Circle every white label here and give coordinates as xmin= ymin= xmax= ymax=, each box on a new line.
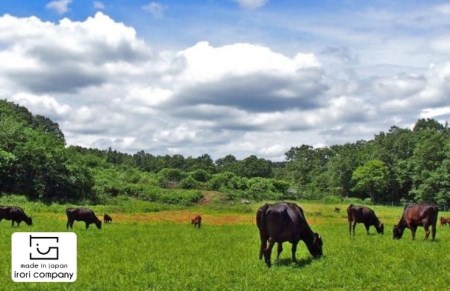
xmin=11 ymin=232 xmax=77 ymax=282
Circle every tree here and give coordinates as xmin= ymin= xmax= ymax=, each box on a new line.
xmin=352 ymin=159 xmax=389 ymax=203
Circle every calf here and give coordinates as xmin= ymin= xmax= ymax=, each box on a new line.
xmin=104 ymin=213 xmax=112 ymax=223
xmin=66 ymin=207 xmax=102 ymax=230
xmin=393 ymin=204 xmax=438 ymax=240
xmin=191 ymin=215 xmax=202 ymax=228
xmin=440 ymin=216 xmax=450 ymax=226
xmin=347 ymin=204 xmax=384 ymax=235
xmin=0 ymin=206 xmax=32 ymax=227
xmin=334 ymin=207 xmax=341 ymax=213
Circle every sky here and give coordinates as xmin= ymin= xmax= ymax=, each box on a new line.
xmin=1 ymin=0 xmax=450 ymax=161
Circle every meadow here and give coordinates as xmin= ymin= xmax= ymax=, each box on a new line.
xmin=0 ymin=199 xmax=449 ymax=290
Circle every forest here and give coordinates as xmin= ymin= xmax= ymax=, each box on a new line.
xmin=1 ymin=99 xmax=449 ymax=207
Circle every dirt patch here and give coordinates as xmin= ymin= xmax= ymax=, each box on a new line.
xmin=108 ymin=210 xmax=255 ymax=225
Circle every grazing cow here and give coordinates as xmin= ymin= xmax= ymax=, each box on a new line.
xmin=191 ymin=215 xmax=202 ymax=228
xmin=104 ymin=213 xmax=112 ymax=223
xmin=66 ymin=207 xmax=102 ymax=230
xmin=347 ymin=204 xmax=384 ymax=236
xmin=256 ymin=202 xmax=323 ymax=267
xmin=0 ymin=206 xmax=32 ymax=227
xmin=334 ymin=207 xmax=341 ymax=213
xmin=440 ymin=216 xmax=448 ymax=226
xmin=393 ymin=204 xmax=438 ymax=240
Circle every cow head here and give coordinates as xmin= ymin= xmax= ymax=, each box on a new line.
xmin=376 ymin=223 xmax=384 ymax=234
xmin=25 ymin=216 xmax=33 ymax=226
xmin=309 ymin=233 xmax=323 ymax=258
xmin=95 ymin=220 xmax=102 ymax=229
xmin=392 ymin=225 xmax=404 ymax=239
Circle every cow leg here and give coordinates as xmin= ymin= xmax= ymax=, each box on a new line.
xmin=364 ymin=223 xmax=370 ymax=235
xmin=424 ymin=225 xmax=430 ymax=240
xmin=276 ymin=243 xmax=283 ymax=259
xmin=432 ymin=223 xmax=436 ymax=240
xmin=411 ymin=226 xmax=417 ymax=240
xmin=11 ymin=220 xmax=15 ymax=227
xmin=265 ymin=238 xmax=275 ymax=267
xmin=85 ymin=222 xmax=89 ymax=229
xmin=352 ymin=221 xmax=357 ymax=236
xmin=348 ymin=221 xmax=352 ymax=235
xmin=259 ymin=239 xmax=267 ymax=260
xmin=291 ymin=241 xmax=298 ymax=262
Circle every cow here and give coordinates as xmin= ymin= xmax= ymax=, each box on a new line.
xmin=191 ymin=215 xmax=202 ymax=228
xmin=393 ymin=204 xmax=438 ymax=240
xmin=0 ymin=206 xmax=32 ymax=227
xmin=347 ymin=204 xmax=384 ymax=236
xmin=440 ymin=216 xmax=448 ymax=226
xmin=104 ymin=213 xmax=112 ymax=223
xmin=256 ymin=202 xmax=323 ymax=267
xmin=334 ymin=207 xmax=341 ymax=213
xmin=66 ymin=207 xmax=102 ymax=230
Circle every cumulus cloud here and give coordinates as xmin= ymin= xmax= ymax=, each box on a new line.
xmin=46 ymin=0 xmax=72 ymax=14
xmin=1 ymin=12 xmax=450 ymax=160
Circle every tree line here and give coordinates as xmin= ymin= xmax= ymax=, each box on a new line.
xmin=1 ymin=99 xmax=449 ymax=206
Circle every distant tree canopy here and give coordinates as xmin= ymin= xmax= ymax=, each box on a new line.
xmin=1 ymin=99 xmax=449 ymax=206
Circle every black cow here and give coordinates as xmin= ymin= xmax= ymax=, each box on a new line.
xmin=256 ymin=202 xmax=323 ymax=267
xmin=393 ymin=204 xmax=438 ymax=240
xmin=0 ymin=206 xmax=32 ymax=227
xmin=104 ymin=213 xmax=112 ymax=223
xmin=347 ymin=204 xmax=384 ymax=235
xmin=66 ymin=207 xmax=102 ymax=230
xmin=191 ymin=215 xmax=202 ymax=228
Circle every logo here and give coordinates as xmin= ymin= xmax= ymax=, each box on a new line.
xmin=29 ymin=236 xmax=59 ymax=260
xmin=11 ymin=232 xmax=77 ymax=282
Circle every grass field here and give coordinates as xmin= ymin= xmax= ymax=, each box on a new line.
xmin=0 ymin=201 xmax=449 ymax=290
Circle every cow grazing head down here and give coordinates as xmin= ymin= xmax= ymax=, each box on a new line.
xmin=376 ymin=223 xmax=384 ymax=234
xmin=66 ymin=207 xmax=102 ymax=230
xmin=24 ymin=216 xmax=33 ymax=226
xmin=392 ymin=224 xmax=404 ymax=239
xmin=393 ymin=204 xmax=438 ymax=240
xmin=308 ymin=233 xmax=323 ymax=258
xmin=257 ymin=202 xmax=323 ymax=267
xmin=0 ymin=206 xmax=33 ymax=227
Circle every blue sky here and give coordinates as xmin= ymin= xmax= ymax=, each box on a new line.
xmin=1 ymin=1 xmax=450 ymax=160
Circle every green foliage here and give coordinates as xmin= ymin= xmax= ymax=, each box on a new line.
xmin=352 ymin=159 xmax=389 ymax=203
xmin=179 ymin=176 xmax=200 ymax=189
xmin=190 ymin=169 xmax=211 ymax=182
xmin=157 ymin=168 xmax=185 ymax=188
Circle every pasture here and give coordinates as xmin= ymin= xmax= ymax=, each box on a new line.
xmin=0 ymin=201 xmax=449 ymax=290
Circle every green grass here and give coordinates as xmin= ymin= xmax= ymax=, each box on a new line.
xmin=0 ymin=201 xmax=449 ymax=290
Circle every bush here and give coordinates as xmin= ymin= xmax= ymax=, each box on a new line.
xmin=180 ymin=176 xmax=200 ymax=189
xmin=208 ymin=172 xmax=236 ymax=191
xmin=190 ymin=169 xmax=211 ymax=183
xmin=157 ymin=168 xmax=185 ymax=188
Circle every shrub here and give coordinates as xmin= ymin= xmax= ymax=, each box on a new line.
xmin=190 ymin=169 xmax=211 ymax=183
xmin=180 ymin=176 xmax=200 ymax=189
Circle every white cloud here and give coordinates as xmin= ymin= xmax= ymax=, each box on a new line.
xmin=142 ymin=2 xmax=168 ymax=19
xmin=46 ymin=0 xmax=72 ymax=14
xmin=1 ymin=12 xmax=450 ymax=160
xmin=234 ymin=0 xmax=268 ymax=9
xmin=93 ymin=1 xmax=105 ymax=10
